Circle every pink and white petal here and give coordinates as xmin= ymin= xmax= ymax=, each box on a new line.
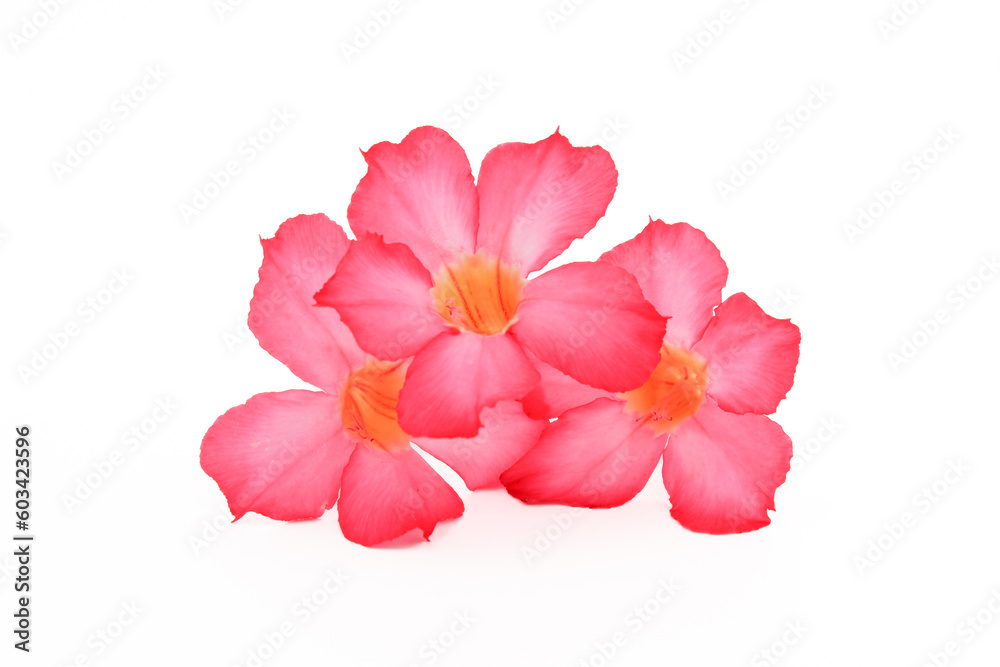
xmin=476 ymin=130 xmax=617 ymax=275
xmin=520 ymin=352 xmax=614 ymax=420
xmin=599 ymin=220 xmax=728 ymax=347
xmin=397 ymin=331 xmax=540 ymax=439
xmin=662 ymin=398 xmax=792 ymax=534
xmin=337 ymin=445 xmax=464 ymax=547
xmin=250 ymin=214 xmax=366 ymax=394
xmin=348 ymin=126 xmax=478 ymax=273
xmin=511 ymin=261 xmax=666 ymax=393
xmin=200 ymin=390 xmax=355 ymax=522
xmin=314 ymin=233 xmax=446 ymax=361
xmin=501 ymin=397 xmax=667 ymax=508
xmin=693 ymin=293 xmax=801 ymax=415
xmin=414 ymin=400 xmax=546 ymax=490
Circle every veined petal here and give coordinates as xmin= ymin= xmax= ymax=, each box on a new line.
xmin=501 ymin=397 xmax=667 ymax=508
xmin=348 ymin=126 xmax=478 ymax=273
xmin=250 ymin=214 xmax=365 ymax=394
xmin=520 ymin=352 xmax=615 ymax=420
xmin=337 ymin=445 xmax=464 ymax=547
xmin=476 ymin=130 xmax=617 ymax=275
xmin=662 ymin=398 xmax=792 ymax=534
xmin=315 ymin=233 xmax=445 ymax=361
xmin=200 ymin=390 xmax=355 ymax=521
xmin=693 ymin=293 xmax=801 ymax=415
xmin=511 ymin=261 xmax=666 ymax=392
xmin=397 ymin=330 xmax=540 ymax=439
xmin=415 ymin=400 xmax=546 ymax=490
xmin=600 ymin=220 xmax=728 ymax=347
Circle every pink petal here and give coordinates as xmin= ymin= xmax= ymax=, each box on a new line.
xmin=599 ymin=220 xmax=728 ymax=347
xmin=520 ymin=352 xmax=614 ymax=420
xmin=476 ymin=130 xmax=617 ymax=275
xmin=662 ymin=398 xmax=792 ymax=534
xmin=397 ymin=330 xmax=540 ymax=439
xmin=511 ymin=261 xmax=666 ymax=392
xmin=315 ymin=233 xmax=446 ymax=361
xmin=501 ymin=397 xmax=667 ymax=508
xmin=250 ymin=214 xmax=366 ymax=394
xmin=337 ymin=445 xmax=464 ymax=546
xmin=693 ymin=293 xmax=801 ymax=415
xmin=414 ymin=400 xmax=546 ymax=490
xmin=348 ymin=126 xmax=478 ymax=273
xmin=200 ymin=390 xmax=356 ymax=521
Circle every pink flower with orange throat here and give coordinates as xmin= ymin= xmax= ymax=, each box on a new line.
xmin=201 ymin=214 xmax=546 ymax=547
xmin=501 ymin=220 xmax=801 ymax=534
xmin=315 ymin=126 xmax=667 ymax=440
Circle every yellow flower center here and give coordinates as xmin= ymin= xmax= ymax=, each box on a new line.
xmin=430 ymin=252 xmax=524 ymax=336
xmin=341 ymin=359 xmax=410 ymax=451
xmin=622 ymin=344 xmax=709 ymax=435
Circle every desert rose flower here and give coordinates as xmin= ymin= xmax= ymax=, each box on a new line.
xmin=315 ymin=127 xmax=667 ymax=439
xmin=501 ymin=220 xmax=801 ymax=534
xmin=201 ymin=214 xmax=544 ymax=547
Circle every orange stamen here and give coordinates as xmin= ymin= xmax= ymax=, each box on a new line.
xmin=622 ymin=344 xmax=709 ymax=435
xmin=340 ymin=359 xmax=410 ymax=451
xmin=430 ymin=252 xmax=524 ymax=336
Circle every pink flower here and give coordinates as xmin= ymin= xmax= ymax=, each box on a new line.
xmin=501 ymin=220 xmax=801 ymax=534
xmin=315 ymin=127 xmax=668 ymax=439
xmin=200 ymin=214 xmax=546 ymax=547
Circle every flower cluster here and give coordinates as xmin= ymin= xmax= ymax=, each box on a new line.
xmin=201 ymin=127 xmax=800 ymax=546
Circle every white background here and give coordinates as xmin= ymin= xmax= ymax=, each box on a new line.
xmin=3 ymin=0 xmax=999 ymax=665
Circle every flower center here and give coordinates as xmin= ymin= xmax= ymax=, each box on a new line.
xmin=430 ymin=252 xmax=524 ymax=336
xmin=622 ymin=344 xmax=709 ymax=435
xmin=340 ymin=359 xmax=410 ymax=451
